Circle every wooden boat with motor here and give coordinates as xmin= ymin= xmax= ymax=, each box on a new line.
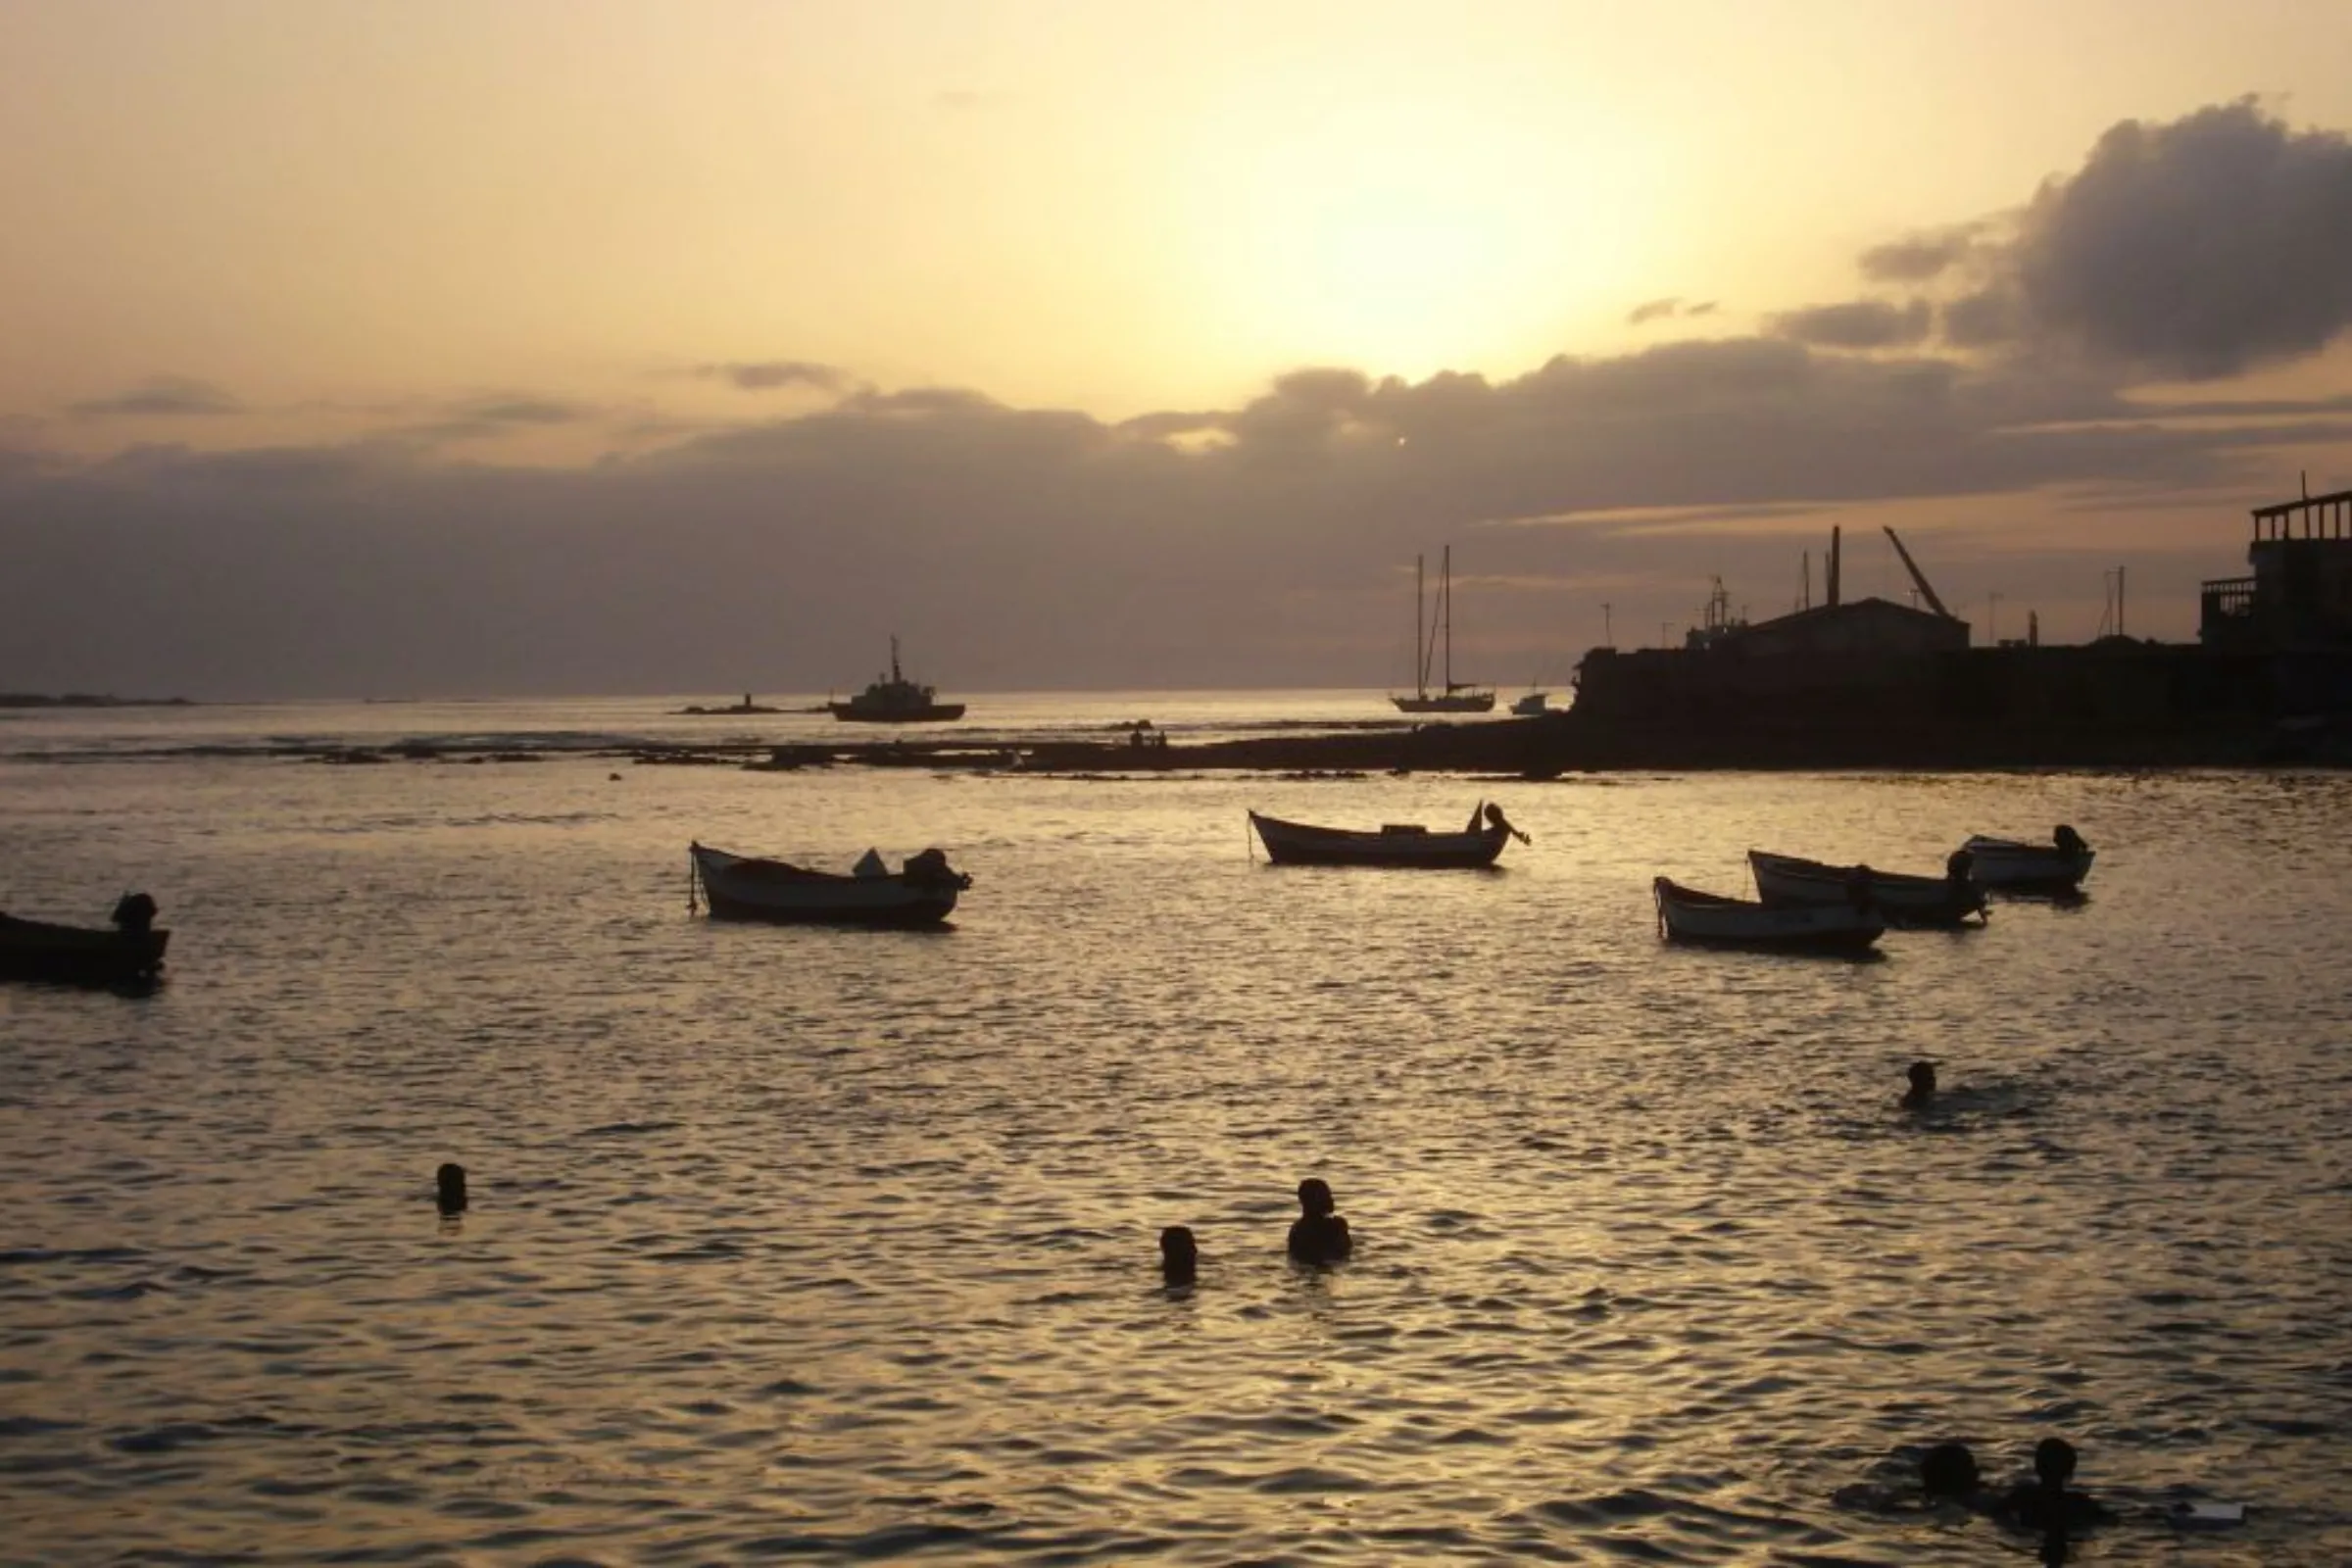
xmin=689 ymin=842 xmax=972 ymax=926
xmin=1249 ymin=802 xmax=1528 ymax=868
xmin=1653 ymin=877 xmax=1884 ymax=953
xmin=0 ymin=893 xmax=170 ymax=983
xmin=1748 ymin=850 xmax=1987 ymax=927
xmin=1958 ymin=828 xmax=2094 ymax=891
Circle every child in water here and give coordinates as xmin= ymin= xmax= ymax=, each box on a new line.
xmin=1287 ymin=1178 xmax=1352 ymax=1264
xmin=1158 ymin=1225 xmax=1198 ymax=1287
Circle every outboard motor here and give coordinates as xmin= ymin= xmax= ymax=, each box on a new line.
xmin=902 ymin=848 xmax=973 ymax=890
xmin=111 ymin=892 xmax=158 ymax=933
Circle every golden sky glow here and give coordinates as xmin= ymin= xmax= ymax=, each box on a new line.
xmin=4 ymin=2 xmax=2352 ymax=694
xmin=7 ymin=0 xmax=2348 ymax=435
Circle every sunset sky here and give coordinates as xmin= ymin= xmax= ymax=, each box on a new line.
xmin=5 ymin=0 xmax=2352 ymax=697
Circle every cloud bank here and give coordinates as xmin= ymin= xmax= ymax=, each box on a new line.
xmin=5 ymin=100 xmax=2349 ymax=697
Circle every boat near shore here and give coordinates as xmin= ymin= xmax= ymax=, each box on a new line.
xmin=828 ymin=638 xmax=965 ymax=723
xmin=689 ymin=843 xmax=972 ymax=926
xmin=1961 ymin=828 xmax=2094 ymax=891
xmin=1250 ymin=802 xmax=1527 ymax=867
xmin=0 ymin=893 xmax=170 ymax=984
xmin=1748 ymin=850 xmax=1987 ymax=927
xmin=1654 ymin=877 xmax=1884 ymax=954
xmin=1392 ymin=548 xmax=1494 ymax=713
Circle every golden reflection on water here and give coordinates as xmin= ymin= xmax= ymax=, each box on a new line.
xmin=1 ymin=734 xmax=2348 ymax=1563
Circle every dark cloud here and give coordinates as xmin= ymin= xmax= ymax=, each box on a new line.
xmin=698 ymin=361 xmax=850 ymax=393
xmin=1859 ymin=225 xmax=1984 ymax=283
xmin=1914 ymin=101 xmax=2352 ymax=377
xmin=6 ymin=333 xmax=2337 ymax=697
xmin=70 ymin=376 xmax=241 ymax=417
xmin=395 ymin=393 xmax=598 ymax=445
xmin=448 ymin=395 xmax=589 ymax=425
xmin=1628 ymin=297 xmax=1719 ymax=325
xmin=1772 ymin=299 xmax=1934 ymax=350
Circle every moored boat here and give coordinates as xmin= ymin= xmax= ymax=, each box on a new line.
xmin=0 ymin=893 xmax=170 ymax=983
xmin=1653 ymin=877 xmax=1884 ymax=953
xmin=1250 ymin=803 xmax=1528 ymax=868
xmin=1391 ymin=548 xmax=1494 ymax=713
xmin=689 ymin=842 xmax=972 ymax=926
xmin=1959 ymin=827 xmax=2094 ymax=891
xmin=828 ymin=636 xmax=965 ymax=723
xmin=1748 ymin=850 xmax=1986 ymax=927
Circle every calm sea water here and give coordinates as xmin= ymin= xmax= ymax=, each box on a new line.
xmin=3 ymin=695 xmax=2348 ymax=1565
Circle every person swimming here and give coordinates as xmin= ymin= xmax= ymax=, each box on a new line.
xmin=1901 ymin=1060 xmax=1937 ymax=1110
xmin=1287 ymin=1178 xmax=1352 ymax=1264
xmin=1919 ymin=1440 xmax=1983 ymax=1502
xmin=1159 ymin=1224 xmax=1198 ymax=1286
xmin=1999 ymin=1438 xmax=2117 ymax=1535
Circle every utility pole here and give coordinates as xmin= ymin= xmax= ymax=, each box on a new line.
xmin=1602 ymin=602 xmax=1613 ymax=649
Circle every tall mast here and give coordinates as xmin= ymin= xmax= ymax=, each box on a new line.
xmin=1414 ymin=555 xmax=1434 ymax=695
xmin=1442 ymin=545 xmax=1453 ymax=690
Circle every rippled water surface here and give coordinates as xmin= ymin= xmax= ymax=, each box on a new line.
xmin=4 ymin=697 xmax=2349 ymax=1564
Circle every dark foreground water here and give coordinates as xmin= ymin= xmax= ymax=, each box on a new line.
xmin=3 ymin=697 xmax=2348 ymax=1564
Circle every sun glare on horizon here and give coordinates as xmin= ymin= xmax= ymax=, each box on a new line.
xmin=1174 ymin=96 xmax=1668 ymax=385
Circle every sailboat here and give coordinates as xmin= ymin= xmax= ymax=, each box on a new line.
xmin=1391 ymin=547 xmax=1495 ymax=713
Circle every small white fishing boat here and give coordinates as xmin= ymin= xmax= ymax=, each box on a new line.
xmin=689 ymin=842 xmax=972 ymax=926
xmin=1250 ymin=803 xmax=1528 ymax=867
xmin=1748 ymin=850 xmax=1986 ymax=927
xmin=1653 ymin=877 xmax=1884 ymax=953
xmin=1958 ymin=827 xmax=2093 ymax=891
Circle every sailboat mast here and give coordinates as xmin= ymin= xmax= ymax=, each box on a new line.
xmin=1442 ymin=545 xmax=1453 ymax=691
xmin=1415 ymin=554 xmax=1436 ymax=695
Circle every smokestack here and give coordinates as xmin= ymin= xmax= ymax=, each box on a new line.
xmin=1828 ymin=526 xmax=1841 ymax=608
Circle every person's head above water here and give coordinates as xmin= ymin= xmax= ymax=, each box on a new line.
xmin=1159 ymin=1225 xmax=1198 ymax=1284
xmin=1906 ymin=1061 xmax=1937 ymax=1096
xmin=1288 ymin=1178 xmax=1352 ymax=1263
xmin=2034 ymin=1438 xmax=2078 ymax=1488
xmin=1921 ymin=1441 xmax=1982 ymax=1498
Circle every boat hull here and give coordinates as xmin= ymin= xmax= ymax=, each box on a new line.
xmin=0 ymin=914 xmax=171 ymax=983
xmin=827 ymin=702 xmax=966 ymax=723
xmin=690 ymin=845 xmax=967 ymax=925
xmin=1392 ymin=692 xmax=1495 ymax=714
xmin=1250 ymin=811 xmax=1507 ymax=868
xmin=1748 ymin=851 xmax=1986 ymax=927
xmin=1654 ymin=878 xmax=1883 ymax=952
xmin=1960 ymin=836 xmax=2094 ymax=890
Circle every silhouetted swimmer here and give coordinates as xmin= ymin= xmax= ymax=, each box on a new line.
xmin=1920 ymin=1440 xmax=1983 ymax=1503
xmin=1287 ymin=1178 xmax=1352 ymax=1264
xmin=1901 ymin=1060 xmax=1937 ymax=1110
xmin=436 ymin=1162 xmax=468 ymax=1215
xmin=1999 ymin=1438 xmax=2116 ymax=1536
xmin=1159 ymin=1225 xmax=1198 ymax=1286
